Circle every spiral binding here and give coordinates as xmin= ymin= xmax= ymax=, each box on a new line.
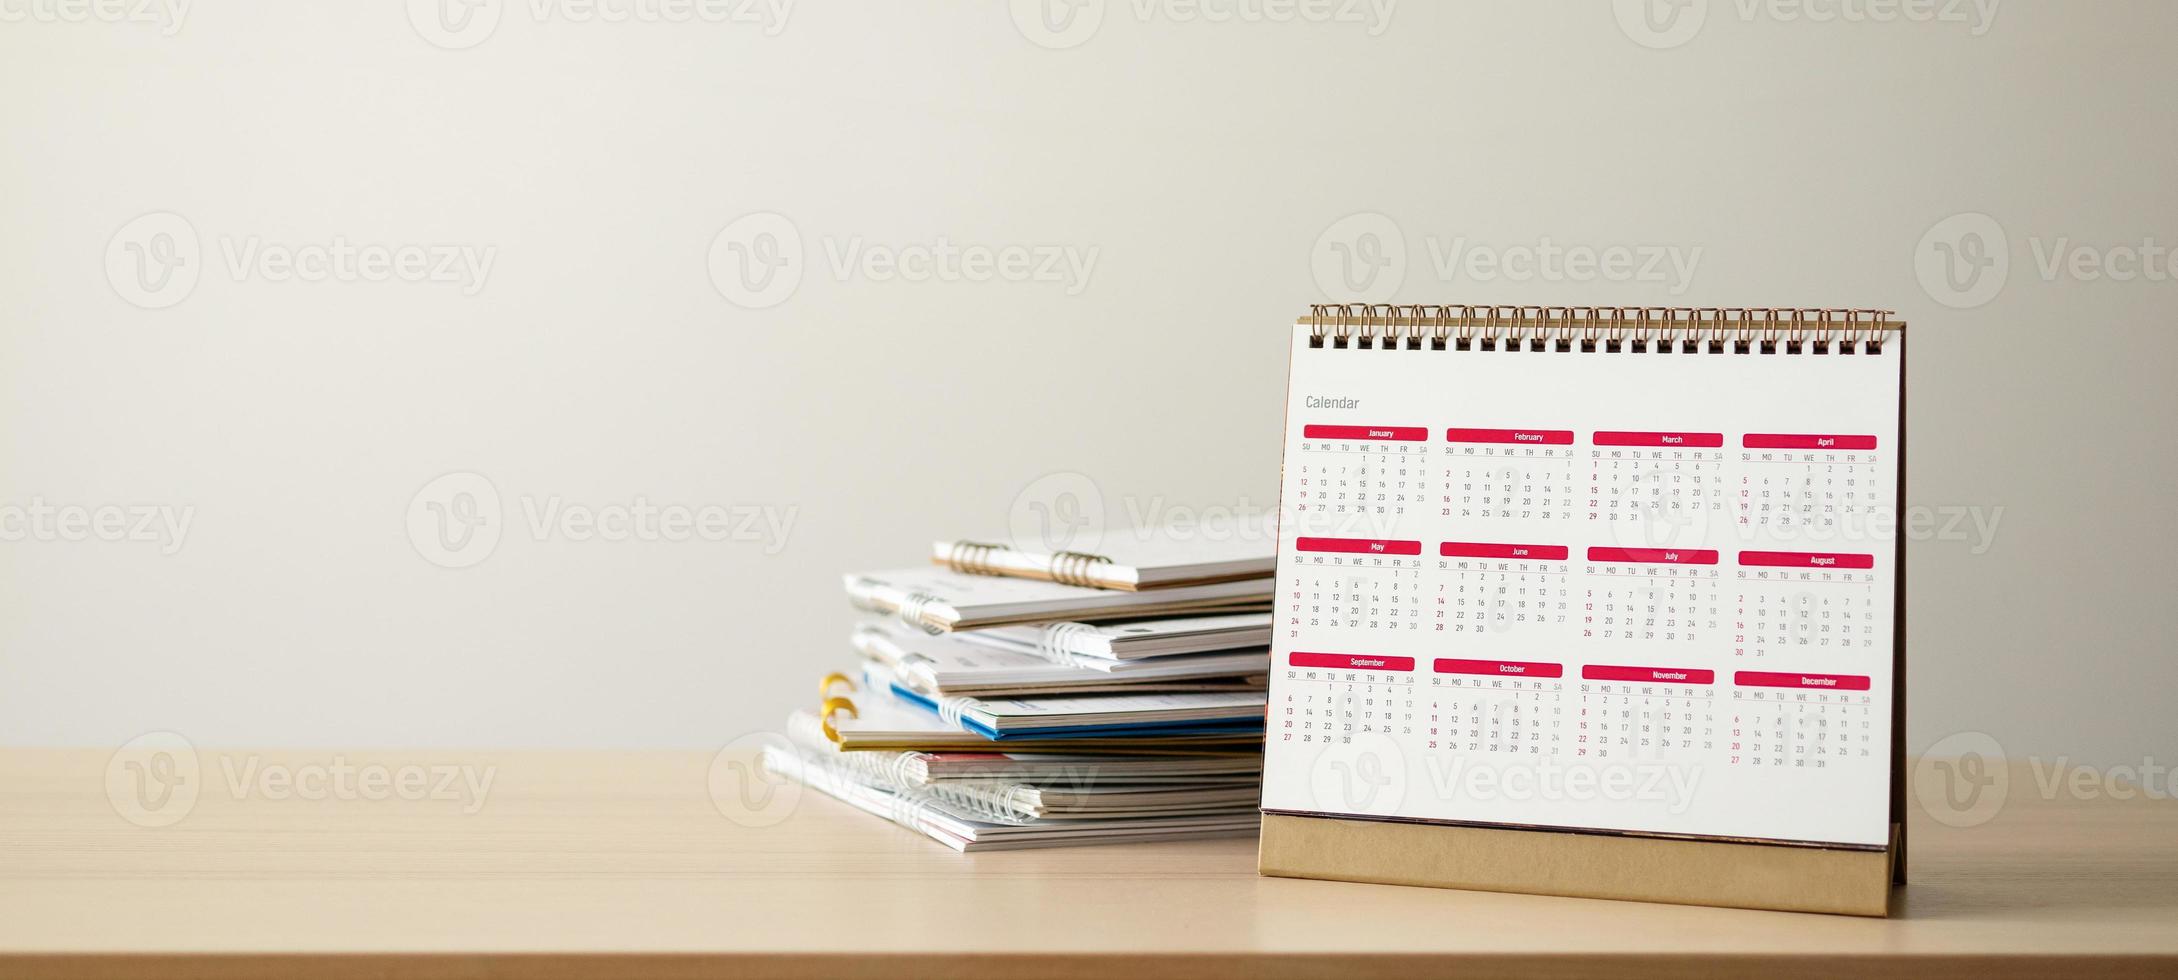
xmin=799 ymin=682 xmax=1039 ymax=825
xmin=790 ymin=711 xmax=930 ymax=788
xmin=893 ymin=591 xmax=947 ymax=635
xmin=939 ymin=540 xmax=1116 ymax=588
xmin=765 ymin=741 xmax=1037 ymax=826
xmin=942 ymin=540 xmax=1005 ymax=576
xmin=1033 ymin=621 xmax=1107 ymax=669
xmin=849 ymin=624 xmax=945 ymax=693
xmin=819 ymin=695 xmax=859 ymax=742
xmin=1301 ymin=305 xmax=1900 ymax=355
xmin=1047 ymin=551 xmax=1114 ymax=587
xmin=933 ymin=693 xmax=979 ymax=732
xmin=883 ymin=778 xmax=1037 ymax=827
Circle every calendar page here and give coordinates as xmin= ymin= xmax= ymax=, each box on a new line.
xmin=1262 ymin=323 xmax=1901 ymax=847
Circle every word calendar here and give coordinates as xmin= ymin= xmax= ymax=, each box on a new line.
xmin=1262 ymin=311 xmax=1902 ymax=848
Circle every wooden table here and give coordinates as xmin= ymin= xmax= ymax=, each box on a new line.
xmin=3 ymin=747 xmax=2175 ymax=978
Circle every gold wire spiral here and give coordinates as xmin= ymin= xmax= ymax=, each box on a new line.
xmin=1306 ymin=305 xmax=1899 ymax=352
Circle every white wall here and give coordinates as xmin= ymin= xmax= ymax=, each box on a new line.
xmin=2 ymin=1 xmax=2171 ymax=765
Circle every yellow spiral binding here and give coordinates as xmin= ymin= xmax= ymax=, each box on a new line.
xmin=819 ymin=695 xmax=859 ymax=744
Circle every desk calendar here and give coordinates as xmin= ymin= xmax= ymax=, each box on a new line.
xmin=1258 ymin=306 xmax=1906 ymax=916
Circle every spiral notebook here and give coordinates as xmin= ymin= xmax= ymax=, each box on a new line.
xmin=817 ymin=677 xmax=1263 ymax=755
xmin=852 ymin=621 xmax=1269 ymax=696
xmin=1257 ymin=306 xmax=1907 ymax=916
xmin=933 ymin=528 xmax=1275 ymax=590
xmin=844 ymin=567 xmax=1270 ymax=632
xmin=762 ymin=747 xmax=1261 ymax=850
xmin=958 ymin=613 xmax=1272 ymax=661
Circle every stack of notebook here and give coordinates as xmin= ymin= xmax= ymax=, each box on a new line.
xmin=762 ymin=529 xmax=1275 ymax=850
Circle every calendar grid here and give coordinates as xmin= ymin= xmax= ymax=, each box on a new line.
xmin=1265 ymin=318 xmax=1902 ymax=848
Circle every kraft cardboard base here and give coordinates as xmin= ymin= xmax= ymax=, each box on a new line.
xmin=1259 ymin=812 xmax=1898 ymax=917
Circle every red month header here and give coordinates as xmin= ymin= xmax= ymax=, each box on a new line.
xmin=1291 ymin=652 xmax=1416 ymax=672
xmin=1583 ymin=665 xmax=1717 ymax=685
xmin=1436 ymin=658 xmax=1565 ymax=679
xmin=1440 ymin=542 xmax=1571 ymax=561
xmin=1302 ymin=425 xmax=1428 ymax=442
xmin=1444 ymin=428 xmax=1575 ymax=445
xmin=1739 ymin=551 xmax=1876 ymax=569
xmin=1586 ymin=547 xmax=1720 ymax=565
xmin=1743 ymin=434 xmax=1878 ymax=450
xmin=1593 ymin=431 xmax=1725 ymax=448
xmin=1296 ymin=537 xmax=1422 ymax=556
xmin=1735 ymin=671 xmax=1872 ymax=691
